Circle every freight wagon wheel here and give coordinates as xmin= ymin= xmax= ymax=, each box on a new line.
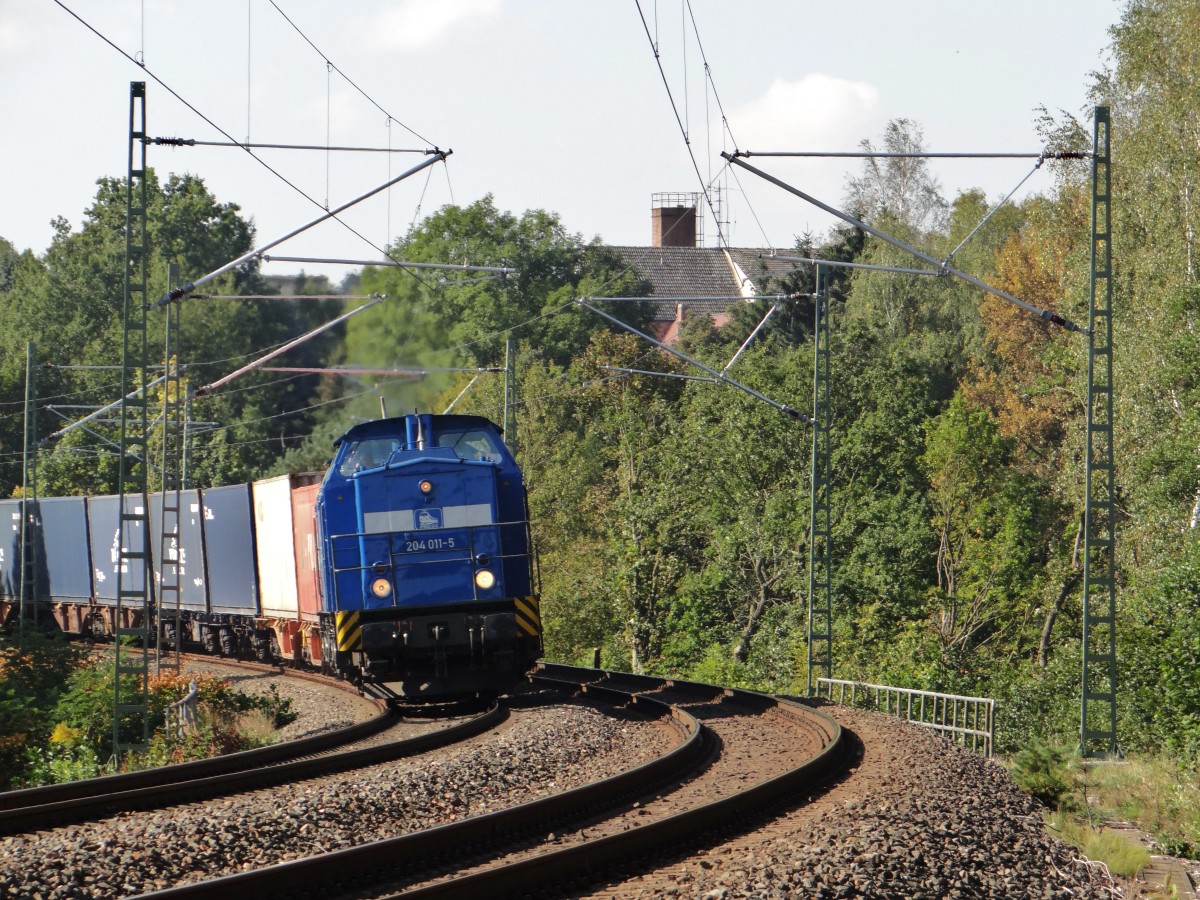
xmin=320 ymin=629 xmax=336 ymax=675
xmin=85 ymin=614 xmax=107 ymax=641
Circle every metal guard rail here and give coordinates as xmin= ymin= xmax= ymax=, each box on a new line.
xmin=816 ymin=677 xmax=995 ymax=757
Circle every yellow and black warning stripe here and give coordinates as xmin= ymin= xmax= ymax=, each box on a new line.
xmin=515 ymin=595 xmax=541 ymax=638
xmin=336 ymin=610 xmax=362 ymax=652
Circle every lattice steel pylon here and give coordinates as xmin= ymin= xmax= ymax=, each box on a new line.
xmin=1081 ymin=105 xmax=1118 ymax=758
xmin=156 ymin=264 xmax=183 ymax=676
xmin=504 ymin=338 xmax=517 ymax=458
xmin=807 ymin=266 xmax=833 ymax=693
xmin=19 ymin=342 xmax=38 ymax=639
xmin=113 ymin=81 xmax=152 ymax=763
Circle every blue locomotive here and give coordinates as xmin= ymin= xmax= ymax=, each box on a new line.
xmin=315 ymin=413 xmax=542 ymax=696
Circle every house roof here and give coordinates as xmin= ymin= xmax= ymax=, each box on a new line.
xmin=608 ymin=246 xmax=804 ymax=321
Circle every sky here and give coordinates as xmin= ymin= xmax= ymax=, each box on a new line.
xmin=0 ymin=1 xmax=1120 ymax=285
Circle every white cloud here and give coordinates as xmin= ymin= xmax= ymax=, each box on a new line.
xmin=730 ymin=74 xmax=880 ymax=151
xmin=720 ymin=75 xmax=884 ymax=245
xmin=366 ymin=0 xmax=503 ymax=51
xmin=0 ymin=4 xmax=28 ymax=52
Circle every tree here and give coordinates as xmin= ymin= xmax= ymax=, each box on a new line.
xmin=0 ymin=171 xmax=338 ymax=496
xmin=844 ymin=118 xmax=949 ymax=239
xmin=347 ymin=196 xmax=651 ymax=376
xmin=921 ymin=393 xmax=1054 ymax=665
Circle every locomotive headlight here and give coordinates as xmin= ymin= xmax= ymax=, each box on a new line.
xmin=474 ymin=569 xmax=496 ymax=590
xmin=371 ymin=577 xmax=393 ymax=598
xmin=419 ymin=479 xmax=433 ymax=494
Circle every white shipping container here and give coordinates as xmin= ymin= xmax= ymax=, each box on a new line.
xmin=252 ymin=474 xmax=300 ymax=619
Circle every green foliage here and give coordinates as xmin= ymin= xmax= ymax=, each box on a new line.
xmin=1010 ymin=738 xmax=1075 ymax=808
xmin=12 ymin=0 xmax=1200 ymax=814
xmin=23 ymin=728 xmax=105 ymax=785
xmin=1120 ymin=536 xmax=1200 ymax=757
xmin=991 ymin=651 xmax=1081 ymax=754
xmin=13 ymin=663 xmax=299 ymax=786
xmin=0 ymin=170 xmax=339 ymax=496
xmin=135 ymin=677 xmax=296 ymax=770
xmin=0 ymin=630 xmax=89 ymax=788
xmin=1076 ymin=755 xmax=1200 ymax=861
xmin=1047 ymin=815 xmax=1151 ymax=877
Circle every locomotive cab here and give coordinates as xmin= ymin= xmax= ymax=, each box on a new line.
xmin=315 ymin=413 xmax=541 ymax=697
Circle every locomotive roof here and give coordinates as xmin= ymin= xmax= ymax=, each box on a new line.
xmin=334 ymin=413 xmax=501 ymax=446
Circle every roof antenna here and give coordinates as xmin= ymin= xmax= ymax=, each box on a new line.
xmin=379 ymin=396 xmax=388 ymax=419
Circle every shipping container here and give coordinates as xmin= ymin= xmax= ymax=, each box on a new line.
xmin=37 ymin=496 xmax=92 ymax=602
xmin=252 ymin=474 xmax=301 ymax=621
xmin=86 ymin=494 xmax=148 ymax=605
xmin=251 ymin=474 xmax=322 ymax=662
xmin=148 ymin=490 xmax=207 ymax=612
xmin=291 ymin=481 xmax=322 ymax=621
xmin=291 ymin=480 xmax=324 ymax=663
xmin=0 ymin=500 xmax=22 ymax=600
xmin=199 ymin=484 xmax=258 ymax=616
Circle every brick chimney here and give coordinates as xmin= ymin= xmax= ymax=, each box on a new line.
xmin=651 ymin=193 xmax=699 ymax=247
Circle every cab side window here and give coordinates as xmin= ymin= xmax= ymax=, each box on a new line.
xmin=338 ymin=439 xmax=399 ymax=476
xmin=436 ymin=429 xmax=502 ymax=463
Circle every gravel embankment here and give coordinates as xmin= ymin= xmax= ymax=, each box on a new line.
xmin=587 ymin=705 xmax=1122 ymax=899
xmin=0 ymin=698 xmax=675 ymax=899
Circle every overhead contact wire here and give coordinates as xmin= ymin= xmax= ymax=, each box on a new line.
xmin=268 ymin=0 xmax=434 ymax=147
xmin=52 ymin=0 xmax=443 ymax=296
xmin=634 ymin=0 xmax=717 ymax=244
xmin=634 ymin=0 xmax=730 ymax=249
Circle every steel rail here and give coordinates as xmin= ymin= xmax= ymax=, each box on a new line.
xmin=0 ymin=700 xmax=502 ymax=836
xmin=390 ymin=670 xmax=844 ymax=900
xmin=128 ymin=667 xmax=846 ymax=900
xmin=126 ymin=671 xmax=708 ymax=900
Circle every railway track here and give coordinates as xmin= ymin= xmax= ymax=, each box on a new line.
xmin=117 ymin=664 xmax=846 ymax=900
xmin=1 ymin=658 xmax=1128 ymax=899
xmin=0 ymin=656 xmax=496 ymax=836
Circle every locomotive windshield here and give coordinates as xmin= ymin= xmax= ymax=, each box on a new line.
xmin=338 ymin=438 xmax=400 ymax=475
xmin=436 ymin=428 xmax=503 ymax=463
xmin=337 ymin=428 xmax=503 ymax=474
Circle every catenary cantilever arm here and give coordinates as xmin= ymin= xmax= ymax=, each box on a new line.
xmin=190 ymin=295 xmax=386 ymax=399
xmin=577 ymin=299 xmax=812 ymax=422
xmin=723 ymin=152 xmax=1085 ymax=334
xmin=155 ymin=151 xmax=450 ymax=307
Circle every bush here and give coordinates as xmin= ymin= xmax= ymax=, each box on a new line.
xmin=15 ymin=659 xmax=301 ymax=785
xmin=23 ymin=725 xmax=105 ymax=784
xmin=0 ymin=630 xmax=90 ymax=788
xmin=1010 ymin=737 xmax=1075 ymax=808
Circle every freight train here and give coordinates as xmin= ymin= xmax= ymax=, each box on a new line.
xmin=0 ymin=413 xmax=542 ymax=698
